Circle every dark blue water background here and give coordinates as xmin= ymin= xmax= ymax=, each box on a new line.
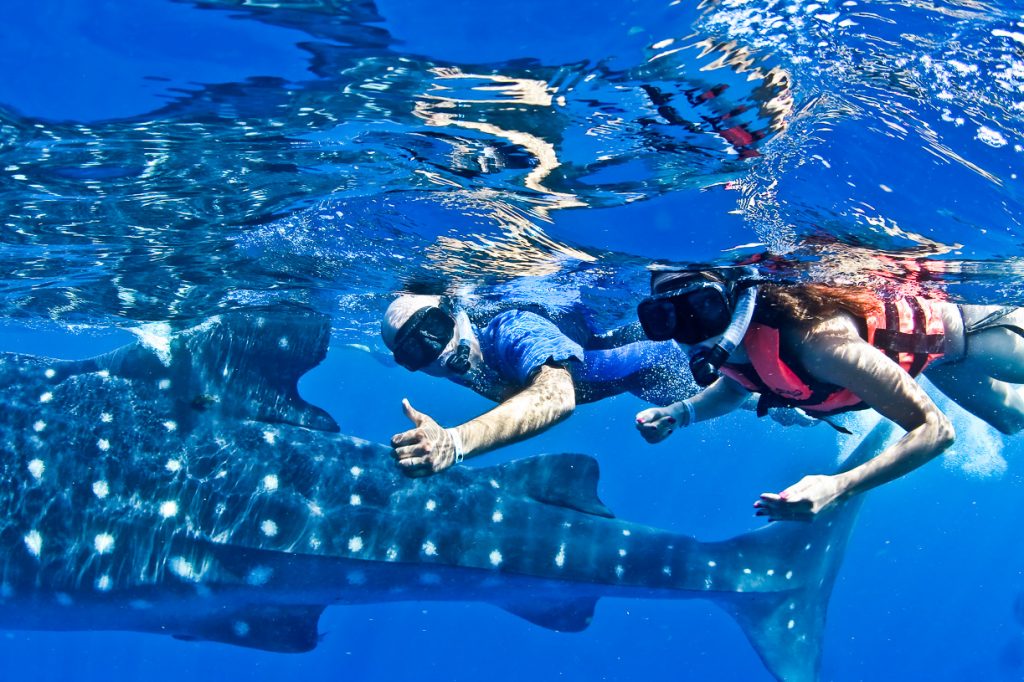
xmin=2 ymin=0 xmax=1024 ymax=679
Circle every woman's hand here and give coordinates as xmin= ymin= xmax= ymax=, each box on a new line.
xmin=635 ymin=403 xmax=683 ymax=444
xmin=754 ymin=474 xmax=846 ymax=522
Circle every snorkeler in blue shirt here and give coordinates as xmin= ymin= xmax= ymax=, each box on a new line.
xmin=381 ymin=294 xmax=689 ymax=477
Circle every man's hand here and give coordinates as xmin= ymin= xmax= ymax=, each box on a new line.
xmin=754 ymin=474 xmax=844 ymax=522
xmin=390 ymin=398 xmax=457 ymax=477
xmin=635 ymin=404 xmax=681 ymax=444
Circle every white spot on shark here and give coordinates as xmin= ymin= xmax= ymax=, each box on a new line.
xmin=308 ymin=501 xmax=324 ymax=516
xmin=278 ymin=336 xmax=289 ymax=349
xmin=618 ymin=549 xmax=627 ymax=557
xmin=94 ymin=533 xmax=115 ymax=554
xmin=169 ymin=557 xmax=198 ymax=581
xmin=490 ymin=479 xmax=500 ymax=489
xmin=158 ymin=379 xmax=171 ymax=390
xmin=422 ymin=541 xmax=438 ymax=556
xmin=785 ymin=571 xmax=794 ymax=580
xmin=386 ymin=547 xmax=399 ymax=562
xmin=348 ymin=536 xmax=364 ymax=552
xmin=308 ymin=535 xmax=322 ymax=550
xmin=555 ymin=544 xmax=566 ymax=568
xmin=93 ymin=481 xmax=109 ymax=498
xmin=233 ymin=621 xmax=250 ymax=637
xmin=97 ymin=438 xmax=110 ymax=451
xmin=349 ymin=495 xmax=361 ymax=506
xmin=44 ymin=368 xmax=55 ymax=379
xmin=787 ymin=619 xmax=796 ymax=630
xmin=489 ymin=550 xmax=503 ymax=567
xmin=615 ymin=565 xmax=624 ymax=579
xmin=350 ymin=466 xmax=363 ymax=478
xmin=425 ymin=499 xmax=437 ymax=512
xmin=743 ymin=568 xmax=752 ymax=575
xmin=165 ymin=458 xmax=182 ymax=473
xmin=491 ymin=510 xmax=503 ymax=523
xmin=32 ymin=421 xmax=45 ymax=432
xmin=39 ymin=392 xmax=52 ymax=403
xmin=260 ymin=520 xmax=278 ymax=537
xmin=622 ymin=530 xmax=631 ymax=536
xmin=163 ymin=420 xmax=177 ymax=432
xmin=24 ymin=531 xmax=42 ymax=557
xmin=27 ymin=459 xmax=44 ymax=480
xmin=95 ymin=575 xmax=112 ymax=592
xmin=159 ymin=501 xmax=178 ymax=518
xmin=804 ymin=543 xmax=812 ymax=551
xmin=663 ymin=566 xmax=672 ymax=576
xmin=212 ymin=532 xmax=229 ymax=544
xmin=708 ymin=561 xmax=717 ymax=568
xmin=246 ymin=566 xmax=273 ymax=586
xmin=97 ymin=370 xmax=109 ymax=379
xmin=261 ymin=474 xmax=279 ymax=492
xmin=767 ymin=569 xmax=775 ymax=576
xmin=100 ymin=413 xmax=112 ymax=423
xmin=262 ymin=431 xmax=277 ymax=445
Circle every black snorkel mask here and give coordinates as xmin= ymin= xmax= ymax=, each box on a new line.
xmin=391 ymin=304 xmax=472 ymax=375
xmin=636 ymin=279 xmax=733 ymax=345
xmin=638 ymin=270 xmax=759 ymax=387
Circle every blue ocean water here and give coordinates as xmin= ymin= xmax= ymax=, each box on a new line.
xmin=1 ymin=0 xmax=1024 ymax=680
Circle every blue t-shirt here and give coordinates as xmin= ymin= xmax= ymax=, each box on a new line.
xmin=476 ymin=310 xmax=689 ymax=405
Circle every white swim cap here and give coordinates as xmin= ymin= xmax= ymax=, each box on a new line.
xmin=381 ymin=294 xmax=442 ymax=350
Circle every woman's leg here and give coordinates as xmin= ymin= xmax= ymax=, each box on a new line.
xmin=927 ymin=327 xmax=1024 ymax=434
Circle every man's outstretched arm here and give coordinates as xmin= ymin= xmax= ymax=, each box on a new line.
xmin=391 ymin=364 xmax=575 ymax=477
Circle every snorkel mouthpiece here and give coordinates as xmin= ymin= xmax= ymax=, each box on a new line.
xmin=443 ymin=340 xmax=472 ymax=375
xmin=688 ymin=284 xmax=758 ymax=386
xmin=440 ymin=309 xmax=475 ymax=376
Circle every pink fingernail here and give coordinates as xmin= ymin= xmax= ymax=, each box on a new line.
xmin=779 ymin=491 xmax=789 ymax=500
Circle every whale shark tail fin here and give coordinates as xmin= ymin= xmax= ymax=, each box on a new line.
xmin=98 ymin=305 xmax=339 ymax=432
xmin=715 ymin=419 xmax=896 ymax=682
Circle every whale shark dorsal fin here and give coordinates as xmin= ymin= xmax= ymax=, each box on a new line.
xmin=100 ymin=306 xmax=339 ymax=433
xmin=173 ymin=604 xmax=326 ymax=653
xmin=494 ymin=454 xmax=614 ymax=518
xmin=495 ymin=597 xmax=598 ymax=632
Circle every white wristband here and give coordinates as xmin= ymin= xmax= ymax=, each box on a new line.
xmin=677 ymin=400 xmax=696 ymax=427
xmin=446 ymin=428 xmax=465 ymax=464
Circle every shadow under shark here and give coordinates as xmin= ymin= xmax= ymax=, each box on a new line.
xmin=0 ymin=307 xmax=891 ymax=682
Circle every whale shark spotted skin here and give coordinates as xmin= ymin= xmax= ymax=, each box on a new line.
xmin=0 ymin=308 xmax=890 ymax=682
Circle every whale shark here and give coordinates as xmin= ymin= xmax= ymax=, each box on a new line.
xmin=0 ymin=307 xmax=890 ymax=682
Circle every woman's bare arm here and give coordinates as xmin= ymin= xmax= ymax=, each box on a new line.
xmin=756 ymin=319 xmax=954 ymax=520
xmin=636 ymin=373 xmax=750 ymax=443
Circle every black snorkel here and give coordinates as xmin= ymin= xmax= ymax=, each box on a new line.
xmin=687 ymin=280 xmax=758 ymax=386
xmin=441 ymin=309 xmax=474 ymax=375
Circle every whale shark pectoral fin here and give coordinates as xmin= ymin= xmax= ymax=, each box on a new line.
xmin=495 ymin=454 xmax=614 ymax=518
xmin=494 ymin=597 xmax=599 ymax=632
xmin=172 ymin=604 xmax=326 ymax=653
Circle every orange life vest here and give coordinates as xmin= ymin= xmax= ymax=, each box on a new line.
xmin=719 ymin=296 xmax=947 ymax=416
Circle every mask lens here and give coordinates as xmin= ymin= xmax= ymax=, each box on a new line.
xmin=673 ymin=287 xmax=731 ymax=344
xmin=392 ymin=307 xmax=455 ymax=371
xmin=637 ymin=298 xmax=678 ymax=342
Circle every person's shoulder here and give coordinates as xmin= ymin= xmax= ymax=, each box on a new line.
xmin=489 ymin=309 xmax=559 ymax=333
